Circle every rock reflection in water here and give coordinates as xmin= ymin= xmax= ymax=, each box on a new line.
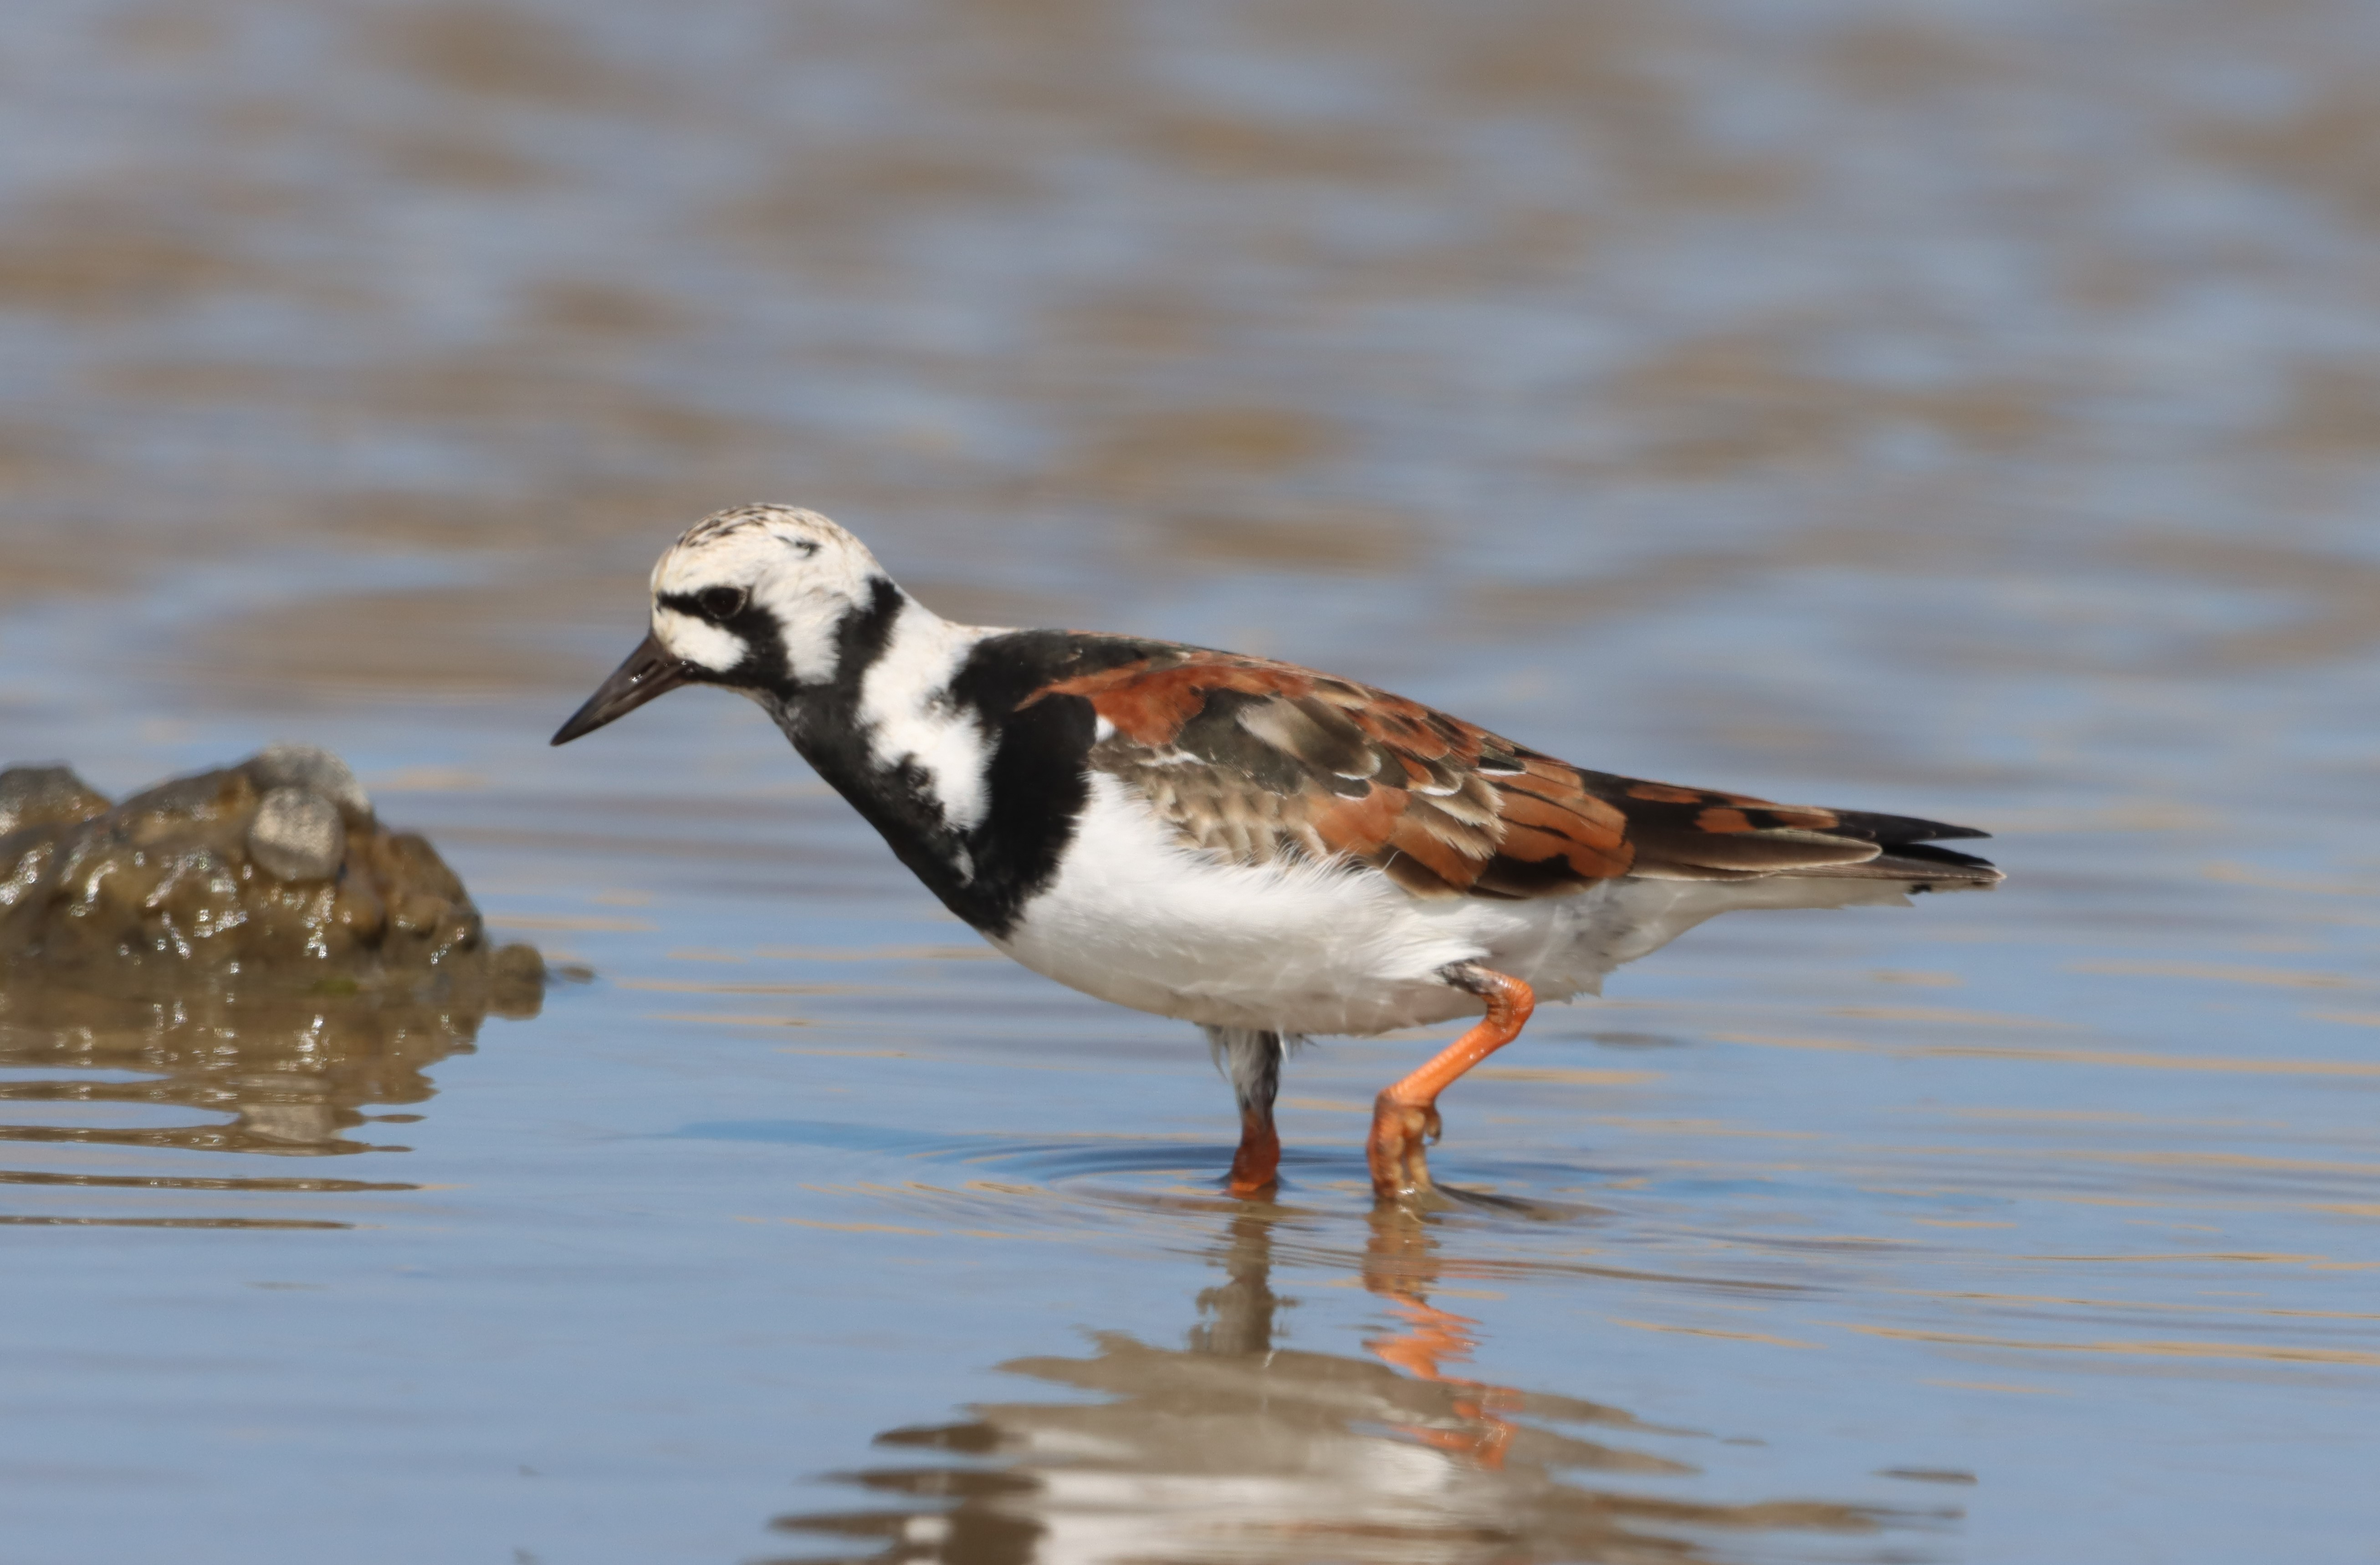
xmin=0 ymin=978 xmax=534 ymax=1176
xmin=772 ymin=1210 xmax=1888 ymax=1565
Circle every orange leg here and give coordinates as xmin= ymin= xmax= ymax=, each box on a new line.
xmin=1225 ymin=1112 xmax=1280 ymax=1198
xmin=1367 ymin=966 xmax=1535 ymax=1200
xmin=1212 ymin=1027 xmax=1286 ymax=1199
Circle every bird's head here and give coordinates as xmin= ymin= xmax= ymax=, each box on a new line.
xmin=551 ymin=504 xmax=893 ymax=745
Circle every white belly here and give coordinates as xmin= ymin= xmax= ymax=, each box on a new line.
xmin=991 ymin=776 xmax=1652 ymax=1035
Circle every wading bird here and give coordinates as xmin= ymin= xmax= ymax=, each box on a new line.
xmin=554 ymin=506 xmax=2000 ymax=1200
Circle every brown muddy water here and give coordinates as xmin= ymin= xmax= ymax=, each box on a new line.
xmin=4 ymin=2 xmax=2380 ymax=1561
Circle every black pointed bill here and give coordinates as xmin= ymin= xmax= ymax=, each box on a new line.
xmin=551 ymin=632 xmax=697 ymax=746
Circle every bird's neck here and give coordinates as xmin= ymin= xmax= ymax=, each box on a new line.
xmin=762 ymin=582 xmax=1008 ymax=918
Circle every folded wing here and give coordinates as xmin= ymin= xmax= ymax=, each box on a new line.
xmin=1026 ymin=644 xmax=2001 ymax=897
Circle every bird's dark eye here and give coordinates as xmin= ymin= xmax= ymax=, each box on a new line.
xmin=697 ymin=586 xmax=747 ymax=622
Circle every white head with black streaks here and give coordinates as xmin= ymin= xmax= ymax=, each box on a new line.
xmin=650 ymin=504 xmax=887 ymax=686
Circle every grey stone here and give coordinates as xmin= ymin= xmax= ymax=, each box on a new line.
xmin=247 ymin=788 xmax=347 ymax=882
xmin=244 ymin=744 xmax=371 ymax=821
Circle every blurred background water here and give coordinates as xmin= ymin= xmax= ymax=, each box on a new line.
xmin=3 ymin=1 xmax=2380 ymax=1560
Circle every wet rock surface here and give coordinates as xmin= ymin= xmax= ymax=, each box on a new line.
xmin=0 ymin=766 xmax=112 ymax=837
xmin=0 ymin=746 xmax=542 ymax=1006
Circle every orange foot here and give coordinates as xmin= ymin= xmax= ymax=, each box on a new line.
xmin=1366 ymin=1097 xmax=1442 ymax=1197
xmin=1365 ymin=967 xmax=1534 ymax=1202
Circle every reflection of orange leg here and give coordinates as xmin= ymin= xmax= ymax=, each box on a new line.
xmin=1367 ymin=1300 xmax=1518 ymax=1469
xmin=1361 ymin=1207 xmax=1519 ymax=1468
xmin=1370 ymin=1297 xmax=1476 ymax=1379
xmin=1225 ymin=1112 xmax=1280 ymax=1198
xmin=1367 ymin=967 xmax=1535 ymax=1199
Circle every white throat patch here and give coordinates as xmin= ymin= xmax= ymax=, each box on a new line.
xmin=856 ymin=601 xmax=995 ymax=834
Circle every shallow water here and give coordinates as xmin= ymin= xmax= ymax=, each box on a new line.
xmin=5 ymin=1 xmax=2380 ymax=1560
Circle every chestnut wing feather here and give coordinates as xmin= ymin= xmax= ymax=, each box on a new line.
xmin=1024 ymin=644 xmax=1999 ymax=897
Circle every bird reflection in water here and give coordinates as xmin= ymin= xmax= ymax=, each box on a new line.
xmin=770 ymin=1206 xmax=1886 ymax=1565
xmin=0 ymin=977 xmax=539 ymax=1220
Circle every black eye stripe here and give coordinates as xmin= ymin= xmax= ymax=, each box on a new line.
xmin=696 ymin=586 xmax=748 ymax=622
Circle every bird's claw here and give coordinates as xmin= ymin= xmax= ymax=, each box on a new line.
xmin=1367 ymin=1094 xmax=1442 ymax=1201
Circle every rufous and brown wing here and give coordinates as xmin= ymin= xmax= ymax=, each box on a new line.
xmin=1023 ymin=643 xmax=2000 ymax=898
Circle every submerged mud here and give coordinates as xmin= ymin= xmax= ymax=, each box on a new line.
xmin=0 ymin=746 xmax=542 ymax=1006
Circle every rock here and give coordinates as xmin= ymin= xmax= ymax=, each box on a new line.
xmin=243 ymin=743 xmax=372 ymax=822
xmin=248 ymin=788 xmax=347 ymax=881
xmin=490 ymin=941 xmax=547 ymax=1015
xmin=0 ymin=765 xmax=110 ymax=837
xmin=0 ymin=746 xmax=540 ymax=1008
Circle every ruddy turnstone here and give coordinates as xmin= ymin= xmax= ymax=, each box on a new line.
xmin=554 ymin=505 xmax=2001 ymax=1200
